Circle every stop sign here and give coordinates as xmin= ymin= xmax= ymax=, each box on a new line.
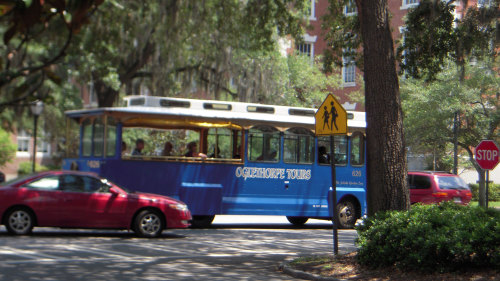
xmin=475 ymin=140 xmax=500 ymax=170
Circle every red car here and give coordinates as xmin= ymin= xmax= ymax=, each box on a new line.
xmin=408 ymin=171 xmax=472 ymax=205
xmin=0 ymin=171 xmax=191 ymax=237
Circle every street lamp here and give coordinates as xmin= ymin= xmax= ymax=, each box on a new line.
xmin=30 ymin=100 xmax=44 ymax=173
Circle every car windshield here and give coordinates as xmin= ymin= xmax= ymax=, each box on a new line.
xmin=437 ymin=176 xmax=468 ymax=190
xmin=102 ymin=178 xmax=131 ymax=193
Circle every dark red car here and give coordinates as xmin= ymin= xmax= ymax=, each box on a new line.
xmin=0 ymin=171 xmax=191 ymax=237
xmin=408 ymin=171 xmax=472 ymax=205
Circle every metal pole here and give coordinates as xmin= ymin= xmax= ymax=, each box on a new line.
xmin=453 ymin=112 xmax=458 ymax=174
xmin=486 ymin=171 xmax=489 ymax=208
xmin=330 ymin=135 xmax=338 ymax=255
xmin=32 ymin=115 xmax=38 ymax=173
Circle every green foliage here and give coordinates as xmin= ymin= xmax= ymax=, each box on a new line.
xmin=398 ymin=0 xmax=499 ymax=81
xmin=17 ymin=162 xmax=49 ymax=175
xmin=0 ymin=0 xmax=103 ymax=108
xmin=0 ymin=128 xmax=16 ymax=167
xmin=356 ymin=202 xmax=500 ymax=273
xmin=401 ymin=61 xmax=499 ymax=170
xmin=68 ymin=0 xmax=310 ymax=106
xmin=397 ymin=0 xmax=456 ymax=81
xmin=322 ymin=0 xmax=362 ymax=73
xmin=469 ymin=183 xmax=500 ymax=201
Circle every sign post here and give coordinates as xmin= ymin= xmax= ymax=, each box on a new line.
xmin=314 ymin=94 xmax=347 ymax=255
xmin=474 ymin=140 xmax=500 ymax=208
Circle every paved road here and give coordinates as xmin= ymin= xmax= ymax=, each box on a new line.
xmin=0 ymin=216 xmax=358 ymax=281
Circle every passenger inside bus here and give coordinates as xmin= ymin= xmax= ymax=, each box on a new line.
xmin=318 ymin=146 xmax=330 ymax=164
xmin=162 ymin=142 xmax=174 ymax=156
xmin=257 ymin=150 xmax=277 ymax=161
xmin=121 ymin=141 xmax=127 ymax=156
xmin=184 ymin=141 xmax=207 ymax=158
xmin=132 ymin=139 xmax=145 ymax=156
xmin=208 ymin=146 xmax=221 ymax=158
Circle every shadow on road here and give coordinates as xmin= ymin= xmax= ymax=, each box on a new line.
xmin=0 ymin=229 xmax=187 ymax=239
xmin=208 ymin=223 xmax=333 ymax=230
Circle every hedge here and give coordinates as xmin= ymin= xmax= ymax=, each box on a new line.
xmin=356 ymin=202 xmax=500 ymax=273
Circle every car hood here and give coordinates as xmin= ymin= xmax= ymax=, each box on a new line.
xmin=129 ymin=192 xmax=183 ymax=204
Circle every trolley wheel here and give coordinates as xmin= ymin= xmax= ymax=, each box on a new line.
xmin=133 ymin=209 xmax=164 ymax=238
xmin=336 ymin=200 xmax=358 ymax=229
xmin=190 ymin=215 xmax=215 ymax=228
xmin=5 ymin=207 xmax=35 ymax=235
xmin=286 ymin=216 xmax=309 ymax=226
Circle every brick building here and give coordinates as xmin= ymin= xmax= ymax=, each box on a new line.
xmin=298 ymin=0 xmax=477 ymax=111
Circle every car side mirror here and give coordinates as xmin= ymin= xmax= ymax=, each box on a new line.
xmin=109 ymin=187 xmax=120 ymax=195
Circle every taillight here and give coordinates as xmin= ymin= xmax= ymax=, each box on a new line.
xmin=432 ymin=192 xmax=449 ymax=198
xmin=465 ymin=192 xmax=472 ymax=197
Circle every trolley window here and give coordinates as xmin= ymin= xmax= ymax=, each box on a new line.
xmin=317 ymin=136 xmax=348 ymax=165
xmin=284 ymin=127 xmax=314 ymax=164
xmin=350 ymin=132 xmax=365 ymax=166
xmin=248 ymin=125 xmax=280 ymax=162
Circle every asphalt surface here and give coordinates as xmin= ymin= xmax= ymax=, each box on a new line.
xmin=0 ymin=216 xmax=358 ymax=281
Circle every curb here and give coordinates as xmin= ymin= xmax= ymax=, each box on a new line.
xmin=279 ymin=262 xmax=345 ymax=281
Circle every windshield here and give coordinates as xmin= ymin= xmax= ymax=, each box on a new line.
xmin=437 ymin=176 xmax=469 ymax=190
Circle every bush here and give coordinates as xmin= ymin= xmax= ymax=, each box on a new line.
xmin=18 ymin=162 xmax=50 ymax=175
xmin=355 ymin=202 xmax=500 ymax=273
xmin=469 ymin=183 xmax=500 ymax=201
xmin=0 ymin=128 xmax=16 ymax=167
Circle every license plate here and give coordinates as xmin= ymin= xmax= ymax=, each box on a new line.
xmin=453 ymin=197 xmax=461 ymax=203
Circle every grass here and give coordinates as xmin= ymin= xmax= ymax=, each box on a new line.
xmin=469 ymin=201 xmax=500 ymax=207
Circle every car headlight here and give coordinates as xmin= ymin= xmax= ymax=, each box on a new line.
xmin=169 ymin=203 xmax=188 ymax=211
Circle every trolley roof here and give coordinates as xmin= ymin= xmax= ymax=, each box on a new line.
xmin=65 ymin=95 xmax=366 ymax=132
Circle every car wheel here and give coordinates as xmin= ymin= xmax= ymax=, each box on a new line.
xmin=336 ymin=200 xmax=357 ymax=229
xmin=190 ymin=215 xmax=215 ymax=228
xmin=286 ymin=216 xmax=308 ymax=226
xmin=133 ymin=210 xmax=164 ymax=238
xmin=5 ymin=208 xmax=35 ymax=235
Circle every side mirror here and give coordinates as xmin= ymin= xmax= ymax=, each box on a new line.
xmin=109 ymin=187 xmax=120 ymax=195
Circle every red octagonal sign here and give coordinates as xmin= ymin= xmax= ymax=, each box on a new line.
xmin=475 ymin=140 xmax=500 ymax=170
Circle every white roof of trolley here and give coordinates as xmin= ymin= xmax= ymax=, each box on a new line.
xmin=65 ymin=95 xmax=366 ymax=131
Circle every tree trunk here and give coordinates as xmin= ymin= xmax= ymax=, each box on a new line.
xmin=93 ymin=78 xmax=120 ymax=107
xmin=356 ymin=0 xmax=410 ymax=215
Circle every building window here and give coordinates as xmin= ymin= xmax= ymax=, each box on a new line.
xmin=307 ymin=0 xmax=316 ymax=20
xmin=342 ymin=56 xmax=356 ymax=86
xmin=296 ymin=43 xmax=312 ymax=57
xmin=477 ymin=0 xmax=491 ymax=7
xmin=401 ymin=0 xmax=419 ymax=9
xmin=344 ymin=1 xmax=357 ymax=15
xmin=17 ymin=130 xmax=30 ymax=152
xmin=37 ymin=139 xmax=50 ymax=153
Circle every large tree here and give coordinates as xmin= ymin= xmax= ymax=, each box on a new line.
xmin=0 ymin=0 xmax=103 ymax=110
xmin=67 ymin=0 xmax=313 ymax=107
xmin=323 ymin=0 xmax=409 ymax=214
xmin=399 ymin=0 xmax=499 ymax=206
xmin=356 ymin=0 xmax=409 ymax=213
xmin=402 ymin=63 xmax=499 ymax=170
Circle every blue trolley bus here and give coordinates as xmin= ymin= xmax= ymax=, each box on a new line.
xmin=62 ymin=95 xmax=366 ymax=228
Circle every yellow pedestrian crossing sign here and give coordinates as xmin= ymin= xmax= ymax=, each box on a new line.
xmin=315 ymin=94 xmax=347 ymax=135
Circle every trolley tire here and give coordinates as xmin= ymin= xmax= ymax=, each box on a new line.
xmin=190 ymin=215 xmax=215 ymax=228
xmin=5 ymin=207 xmax=35 ymax=235
xmin=336 ymin=200 xmax=358 ymax=229
xmin=286 ymin=216 xmax=308 ymax=226
xmin=133 ymin=210 xmax=164 ymax=238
